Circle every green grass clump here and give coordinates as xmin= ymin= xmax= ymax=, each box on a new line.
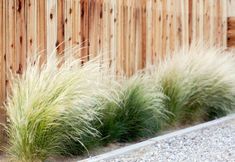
xmin=98 ymin=75 xmax=168 ymax=143
xmin=5 ymin=52 xmax=109 ymax=161
xmin=154 ymin=46 xmax=235 ymax=124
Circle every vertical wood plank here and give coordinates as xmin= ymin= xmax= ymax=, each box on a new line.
xmin=165 ymin=0 xmax=170 ymax=55
xmin=181 ymin=0 xmax=189 ymax=48
xmin=129 ymin=1 xmax=137 ymax=75
xmin=169 ymin=0 xmax=176 ymax=53
xmin=136 ymin=2 xmax=140 ymax=71
xmin=188 ymin=0 xmax=193 ymax=45
xmin=26 ymin=0 xmax=37 ymax=56
xmin=151 ymin=0 xmax=159 ymax=62
xmin=98 ymin=0 xmax=103 ymax=64
xmin=209 ymin=0 xmax=215 ymax=46
xmin=0 ymin=0 xmax=5 ymax=106
xmin=221 ymin=0 xmax=227 ymax=47
xmin=146 ymin=0 xmax=152 ymax=67
xmin=46 ymin=0 xmax=57 ymax=56
xmin=5 ymin=0 xmax=16 ymax=98
xmin=192 ymin=0 xmax=197 ymax=43
xmin=16 ymin=0 xmax=26 ymax=76
xmin=203 ymin=0 xmax=210 ymax=45
xmin=80 ymin=0 xmax=89 ymax=63
xmin=64 ymin=0 xmax=72 ymax=58
xmin=126 ymin=1 xmax=131 ymax=75
xmin=140 ymin=0 xmax=147 ymax=69
xmin=215 ymin=0 xmax=220 ymax=46
xmin=56 ymin=0 xmax=64 ymax=57
xmin=117 ymin=0 xmax=123 ymax=74
xmin=157 ymin=0 xmax=163 ymax=59
xmin=72 ymin=0 xmax=81 ymax=59
xmin=88 ymin=0 xmax=97 ymax=59
xmin=102 ymin=1 xmax=110 ymax=69
xmin=199 ymin=0 xmax=204 ymax=43
xmin=0 ymin=0 xmax=6 ymax=142
xmin=109 ymin=0 xmax=117 ymax=75
xmin=161 ymin=0 xmax=167 ymax=57
xmin=194 ymin=0 xmax=200 ymax=42
xmin=37 ymin=0 xmax=46 ymax=63
xmin=123 ymin=1 xmax=127 ymax=74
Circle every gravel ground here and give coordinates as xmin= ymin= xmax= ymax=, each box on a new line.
xmin=99 ymin=119 xmax=235 ymax=162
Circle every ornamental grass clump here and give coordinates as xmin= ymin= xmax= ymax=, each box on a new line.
xmin=154 ymin=46 xmax=235 ymax=124
xmin=5 ymin=51 xmax=110 ymax=161
xmin=98 ymin=75 xmax=168 ymax=143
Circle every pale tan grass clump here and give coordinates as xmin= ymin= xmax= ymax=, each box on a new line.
xmin=5 ymin=50 xmax=113 ymax=161
xmin=152 ymin=45 xmax=235 ymax=124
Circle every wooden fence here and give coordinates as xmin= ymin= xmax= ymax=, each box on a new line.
xmin=0 ymin=0 xmax=234 ymax=138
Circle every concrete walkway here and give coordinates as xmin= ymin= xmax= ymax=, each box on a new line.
xmin=81 ymin=114 xmax=235 ymax=162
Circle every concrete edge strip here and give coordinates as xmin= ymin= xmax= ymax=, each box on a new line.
xmin=79 ymin=113 xmax=235 ymax=162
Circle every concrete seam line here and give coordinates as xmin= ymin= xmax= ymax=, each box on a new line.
xmin=79 ymin=113 xmax=235 ymax=162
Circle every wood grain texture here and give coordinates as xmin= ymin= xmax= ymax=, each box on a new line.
xmin=37 ymin=0 xmax=46 ymax=64
xmin=26 ymin=0 xmax=37 ymax=56
xmin=16 ymin=0 xmax=26 ymax=75
xmin=5 ymin=0 xmax=15 ymax=95
xmin=64 ymin=0 xmax=72 ymax=58
xmin=56 ymin=0 xmax=64 ymax=58
xmin=46 ymin=0 xmax=57 ymax=57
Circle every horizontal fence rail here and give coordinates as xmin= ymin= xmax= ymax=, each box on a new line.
xmin=0 ymin=0 xmax=234 ymax=140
